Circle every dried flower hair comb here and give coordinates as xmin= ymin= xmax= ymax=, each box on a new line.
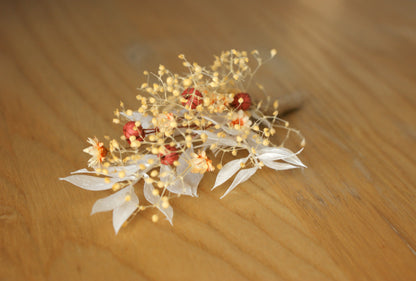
xmin=60 ymin=49 xmax=306 ymax=234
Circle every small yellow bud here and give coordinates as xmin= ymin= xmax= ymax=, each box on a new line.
xmin=162 ymin=201 xmax=169 ymax=209
xmin=145 ymin=178 xmax=154 ymax=184
xmin=118 ymin=171 xmax=126 ymax=178
xmin=183 ymin=79 xmax=192 ymax=87
xmin=273 ymin=100 xmax=279 ymax=109
xmin=152 ymin=214 xmax=159 ymax=223
xmin=112 ymin=183 xmax=121 ymax=191
xmin=200 ymin=133 xmax=208 ymax=142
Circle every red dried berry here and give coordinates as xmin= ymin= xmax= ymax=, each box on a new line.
xmin=181 ymin=88 xmax=203 ymax=109
xmin=123 ymin=121 xmax=145 ymax=143
xmin=158 ymin=145 xmax=179 ymax=165
xmin=231 ymin=93 xmax=251 ymax=110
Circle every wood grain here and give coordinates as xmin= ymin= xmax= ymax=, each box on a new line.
xmin=1 ymin=0 xmax=415 ymax=280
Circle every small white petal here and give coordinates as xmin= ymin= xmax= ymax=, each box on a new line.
xmin=213 ymin=157 xmax=248 ymax=190
xmin=220 ymin=167 xmax=258 ymax=199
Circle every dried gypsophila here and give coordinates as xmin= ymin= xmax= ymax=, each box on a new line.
xmin=60 ymin=49 xmax=306 ymax=234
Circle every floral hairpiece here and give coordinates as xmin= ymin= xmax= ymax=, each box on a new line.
xmin=60 ymin=49 xmax=306 ymax=234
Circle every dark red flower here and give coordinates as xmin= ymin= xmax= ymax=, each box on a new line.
xmin=231 ymin=93 xmax=251 ymax=110
xmin=158 ymin=145 xmax=179 ymax=165
xmin=123 ymin=121 xmax=145 ymax=143
xmin=181 ymin=88 xmax=203 ymax=109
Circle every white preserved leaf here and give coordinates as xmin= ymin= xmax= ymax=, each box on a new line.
xmin=143 ymin=181 xmax=158 ymax=204
xmin=258 ymin=147 xmax=296 ymax=161
xmin=71 ymin=155 xmax=157 ymax=179
xmin=59 ymin=175 xmax=118 ymax=191
xmin=168 ymin=146 xmax=203 ymax=196
xmin=183 ymin=172 xmax=204 ymax=196
xmin=281 ymin=151 xmax=306 ymax=168
xmin=159 ymin=164 xmax=174 ymax=185
xmin=71 ymin=165 xmax=133 ymax=176
xmin=251 ymin=111 xmax=272 ymax=128
xmin=91 ymin=186 xmax=136 ymax=214
xmin=193 ymin=130 xmax=238 ymax=147
xmin=203 ymin=114 xmax=226 ymax=125
xmin=220 ymin=167 xmax=258 ymax=199
xmin=212 ymin=157 xmax=248 ymax=190
xmin=113 ymin=200 xmax=138 ymax=234
xmin=144 ymin=182 xmax=173 ymax=224
xmin=159 ymin=204 xmax=173 ymax=225
xmin=176 ymin=146 xmax=193 ymax=175
xmin=262 ymin=160 xmax=298 ymax=171
xmin=222 ymin=127 xmax=241 ymax=136
xmin=167 ymin=179 xmax=193 ymax=196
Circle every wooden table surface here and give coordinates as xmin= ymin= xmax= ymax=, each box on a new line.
xmin=1 ymin=0 xmax=416 ymax=280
